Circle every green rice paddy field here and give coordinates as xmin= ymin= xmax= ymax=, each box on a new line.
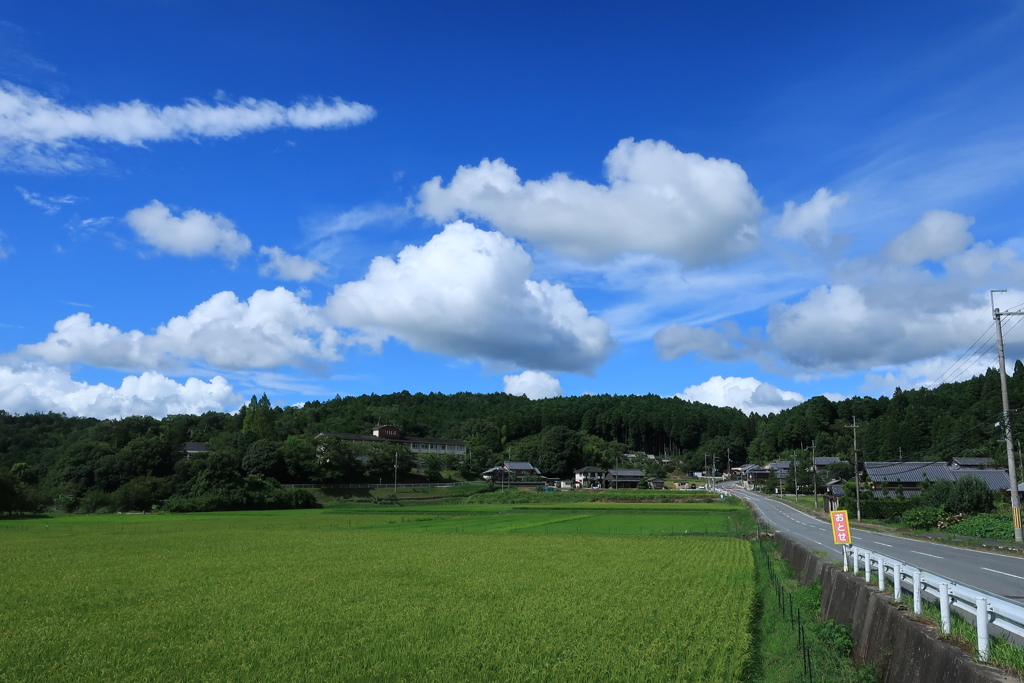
xmin=0 ymin=503 xmax=755 ymax=682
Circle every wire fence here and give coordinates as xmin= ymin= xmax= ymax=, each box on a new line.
xmin=756 ymin=522 xmax=815 ymax=681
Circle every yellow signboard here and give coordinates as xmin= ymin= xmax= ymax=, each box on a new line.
xmin=830 ymin=509 xmax=852 ymax=545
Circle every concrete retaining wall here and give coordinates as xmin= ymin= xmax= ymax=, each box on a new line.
xmin=770 ymin=532 xmax=1016 ymax=682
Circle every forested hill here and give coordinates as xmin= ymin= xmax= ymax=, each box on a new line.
xmin=1 ymin=362 xmax=1022 ymax=513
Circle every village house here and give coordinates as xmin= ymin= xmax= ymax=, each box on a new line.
xmin=863 ymin=461 xmax=1011 ymax=498
xmin=317 ymin=425 xmax=467 ymax=467
xmin=574 ymin=466 xmax=607 ymax=488
xmin=481 ymin=461 xmax=543 ymax=483
xmin=605 ymin=468 xmax=645 ymax=489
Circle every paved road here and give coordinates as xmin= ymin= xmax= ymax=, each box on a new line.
xmin=725 ymin=484 xmax=1024 ymax=604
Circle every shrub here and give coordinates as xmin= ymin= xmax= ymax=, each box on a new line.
xmin=819 ymin=619 xmax=853 ymax=658
xmin=945 ymin=475 xmax=995 ymax=515
xmin=54 ymin=494 xmax=78 ymax=513
xmin=113 ymin=477 xmax=163 ymax=512
xmin=945 ymin=513 xmax=1014 ymax=540
xmin=936 ymin=512 xmax=968 ymax=530
xmin=901 ymin=506 xmax=943 ymax=530
xmin=79 ymin=489 xmax=114 ymax=514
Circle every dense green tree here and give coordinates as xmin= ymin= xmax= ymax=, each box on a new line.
xmin=241 ymin=394 xmax=277 ymax=440
xmin=533 ymin=425 xmax=583 ymax=477
xmin=280 ymin=436 xmax=317 ymax=482
xmin=241 ymin=439 xmax=286 ymax=481
xmin=311 ymin=435 xmax=360 ymax=484
xmin=826 ymin=461 xmax=854 ymax=481
xmin=363 ymin=444 xmax=414 ymax=481
xmin=113 ymin=476 xmax=166 ymax=512
xmin=0 ymin=468 xmax=25 ymax=514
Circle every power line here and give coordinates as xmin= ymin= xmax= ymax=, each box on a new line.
xmin=926 ymin=299 xmax=1024 ymax=390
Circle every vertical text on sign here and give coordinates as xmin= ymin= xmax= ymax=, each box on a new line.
xmin=830 ymin=509 xmax=852 ymax=545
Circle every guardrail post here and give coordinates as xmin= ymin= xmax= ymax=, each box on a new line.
xmin=977 ymin=597 xmax=989 ymax=662
xmin=893 ymin=563 xmax=902 ymax=600
xmin=913 ymin=571 xmax=922 ymax=614
xmin=939 ymin=582 xmax=951 ymax=634
xmin=878 ymin=557 xmax=885 ymax=592
xmin=852 ymin=547 xmax=859 ymax=574
xmin=865 ymin=551 xmax=872 ymax=584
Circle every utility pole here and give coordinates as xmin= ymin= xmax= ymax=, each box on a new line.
xmin=393 ymin=451 xmax=398 ymax=492
xmin=992 ymin=290 xmax=1023 ymax=543
xmin=846 ymin=416 xmax=862 ymax=522
xmin=809 ymin=440 xmax=818 ymax=510
xmin=792 ymin=450 xmax=798 ymax=502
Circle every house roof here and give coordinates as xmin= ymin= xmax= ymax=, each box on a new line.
xmin=950 ymin=469 xmax=1010 ymax=491
xmin=504 ymin=461 xmax=541 ymax=473
xmin=182 ymin=441 xmax=208 ymax=452
xmin=950 ymin=457 xmax=995 ymax=468
xmin=574 ymin=466 xmax=606 ymax=474
xmin=863 ymin=461 xmax=955 ymax=484
xmin=813 ymin=457 xmax=842 ymax=466
xmin=864 ymin=462 xmax=1012 ymax=492
xmin=606 ymin=468 xmax=645 ymax=477
xmin=872 ymin=489 xmax=916 ymax=499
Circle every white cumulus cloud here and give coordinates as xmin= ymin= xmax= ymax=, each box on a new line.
xmin=658 ymin=210 xmax=1024 ymax=376
xmin=0 ymin=81 xmax=375 ymax=171
xmin=15 ymin=287 xmax=342 ymax=372
xmin=125 ymin=200 xmax=252 ymax=261
xmin=775 ymin=187 xmax=849 ymax=246
xmin=883 ymin=209 xmax=974 ymax=265
xmin=0 ymin=362 xmax=239 ymax=419
xmin=259 ymin=246 xmax=325 ymax=281
xmin=677 ymin=376 xmax=805 ymax=415
xmin=503 ymin=370 xmax=562 ymax=400
xmin=326 ymin=220 xmax=614 ymax=373
xmin=417 ymin=138 xmax=762 ymax=267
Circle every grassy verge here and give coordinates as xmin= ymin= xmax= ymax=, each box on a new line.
xmin=747 ymin=533 xmax=877 ymax=682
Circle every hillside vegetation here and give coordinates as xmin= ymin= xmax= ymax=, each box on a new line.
xmin=1 ymin=362 xmax=1022 ymax=514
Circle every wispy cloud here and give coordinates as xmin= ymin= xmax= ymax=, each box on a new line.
xmin=309 ymin=204 xmax=410 ymax=239
xmin=0 ymin=82 xmax=376 ymax=171
xmin=258 ymin=246 xmax=325 ymax=282
xmin=16 ymin=185 xmax=80 ymax=213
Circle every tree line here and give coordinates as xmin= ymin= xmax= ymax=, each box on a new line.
xmin=1 ymin=361 xmax=1022 ymax=514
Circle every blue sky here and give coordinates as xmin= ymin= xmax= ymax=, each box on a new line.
xmin=2 ymin=1 xmax=1024 ymax=419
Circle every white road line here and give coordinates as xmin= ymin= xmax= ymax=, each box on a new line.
xmin=980 ymin=567 xmax=1024 ymax=581
xmin=872 ymin=542 xmax=893 ymax=547
xmin=911 ymin=551 xmax=943 ymax=559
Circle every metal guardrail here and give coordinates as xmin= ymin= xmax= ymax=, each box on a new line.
xmin=848 ymin=544 xmax=1024 ymax=661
